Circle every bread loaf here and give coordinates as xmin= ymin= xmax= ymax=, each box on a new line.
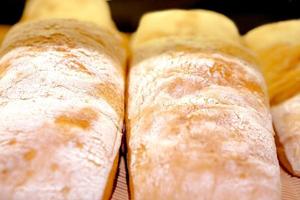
xmin=0 ymin=0 xmax=126 ymax=199
xmin=244 ymin=20 xmax=300 ymax=176
xmin=127 ymin=10 xmax=281 ymax=200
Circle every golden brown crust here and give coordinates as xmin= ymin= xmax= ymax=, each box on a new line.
xmin=254 ymin=44 xmax=300 ymax=105
xmin=131 ymin=10 xmax=241 ymax=48
xmin=21 ymin=0 xmax=116 ymax=32
xmin=1 ymin=19 xmax=127 ymax=71
xmin=131 ymin=10 xmax=258 ymax=66
xmin=244 ymin=20 xmax=300 ymax=105
xmin=0 ymin=25 xmax=10 ymax=44
xmin=103 ymin=155 xmax=120 ymax=200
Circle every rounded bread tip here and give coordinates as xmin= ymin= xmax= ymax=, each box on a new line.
xmin=131 ymin=9 xmax=240 ymax=48
xmin=20 ymin=0 xmax=117 ymax=32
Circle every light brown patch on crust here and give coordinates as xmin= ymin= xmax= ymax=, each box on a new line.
xmin=0 ymin=59 xmax=11 ymax=78
xmin=91 ymin=83 xmax=123 ymax=117
xmin=209 ymin=61 xmax=264 ymax=95
xmin=51 ymin=163 xmax=59 ymax=172
xmin=1 ymin=169 xmax=9 ymax=175
xmin=16 ymin=170 xmax=34 ymax=187
xmin=55 ymin=107 xmax=98 ymax=130
xmin=8 ymin=139 xmax=17 ymax=145
xmin=61 ymin=186 xmax=71 ymax=196
xmin=23 ymin=149 xmax=37 ymax=161
xmin=75 ymin=140 xmax=84 ymax=149
xmin=63 ymin=53 xmax=94 ymax=76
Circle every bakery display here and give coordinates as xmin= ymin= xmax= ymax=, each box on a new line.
xmin=127 ymin=9 xmax=281 ymax=200
xmin=1 ymin=1 xmax=300 ymax=199
xmin=244 ymin=20 xmax=300 ymax=177
xmin=0 ymin=0 xmax=126 ymax=199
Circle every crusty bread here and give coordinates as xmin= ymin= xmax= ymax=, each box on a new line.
xmin=0 ymin=0 xmax=126 ymax=199
xmin=127 ymin=9 xmax=281 ymax=200
xmin=244 ymin=20 xmax=300 ymax=177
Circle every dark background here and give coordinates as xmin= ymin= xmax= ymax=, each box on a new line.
xmin=0 ymin=0 xmax=299 ymax=34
